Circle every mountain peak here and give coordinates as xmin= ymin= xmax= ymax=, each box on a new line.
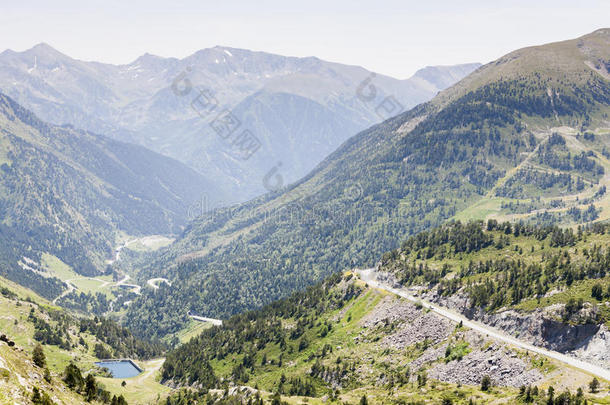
xmin=27 ymin=42 xmax=65 ymax=56
xmin=411 ymin=63 xmax=482 ymax=90
xmin=19 ymin=42 xmax=74 ymax=65
xmin=131 ymin=52 xmax=170 ymax=65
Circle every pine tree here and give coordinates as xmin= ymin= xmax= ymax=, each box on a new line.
xmin=481 ymin=375 xmax=492 ymax=391
xmin=85 ymin=374 xmax=97 ymax=401
xmin=589 ymin=377 xmax=599 ymax=393
xmin=32 ymin=343 xmax=46 ymax=368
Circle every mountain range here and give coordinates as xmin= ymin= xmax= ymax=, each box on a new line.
xmin=0 ymin=26 xmax=608 ymax=405
xmin=124 ymin=28 xmax=610 ymax=339
xmin=0 ymin=44 xmax=479 ymax=201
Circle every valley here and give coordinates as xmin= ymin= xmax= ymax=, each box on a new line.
xmin=0 ymin=16 xmax=608 ymax=405
xmin=123 ymin=28 xmax=610 ymax=343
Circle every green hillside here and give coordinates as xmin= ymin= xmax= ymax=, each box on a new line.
xmin=0 ymin=93 xmax=220 ymax=299
xmin=380 ymin=220 xmax=610 ymax=325
xmin=159 ymin=272 xmax=608 ymax=404
xmin=125 ymin=29 xmax=610 ymax=339
xmin=0 ymin=275 xmax=167 ymax=404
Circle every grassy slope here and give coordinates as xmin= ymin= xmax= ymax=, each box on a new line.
xmin=164 ymin=275 xmax=609 ymax=404
xmin=97 ymin=359 xmax=171 ymax=405
xmin=0 ymin=276 xmax=169 ymax=404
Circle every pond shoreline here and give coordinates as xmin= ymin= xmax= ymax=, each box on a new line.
xmin=95 ymin=359 xmax=143 ymax=377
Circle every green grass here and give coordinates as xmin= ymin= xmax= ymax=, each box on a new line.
xmin=41 ymin=253 xmax=117 ymax=299
xmin=444 ymin=341 xmax=471 ymax=362
xmin=123 ymin=236 xmax=175 ymax=253
xmin=41 ymin=253 xmax=78 ymax=280
xmin=174 ymin=320 xmax=213 ymax=344
xmin=453 ymin=197 xmax=507 ymax=222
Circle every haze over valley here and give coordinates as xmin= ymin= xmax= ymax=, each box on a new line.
xmin=0 ymin=2 xmax=609 ymax=404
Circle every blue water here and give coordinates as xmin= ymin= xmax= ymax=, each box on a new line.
xmin=95 ymin=361 xmax=141 ymax=378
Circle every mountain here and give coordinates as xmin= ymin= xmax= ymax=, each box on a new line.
xmin=0 ymin=93 xmax=220 ymax=299
xmin=123 ymin=29 xmax=610 ymax=340
xmin=159 ymin=263 xmax=607 ymax=404
xmin=0 ymin=44 xmax=480 ymax=201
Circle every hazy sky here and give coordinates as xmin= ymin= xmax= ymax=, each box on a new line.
xmin=1 ymin=0 xmax=608 ymax=79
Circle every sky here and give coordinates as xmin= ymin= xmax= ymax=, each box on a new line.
xmin=1 ymin=0 xmax=608 ymax=79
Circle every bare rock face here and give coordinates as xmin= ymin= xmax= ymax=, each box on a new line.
xmin=360 ymin=295 xmax=453 ymax=349
xmin=360 ymin=296 xmax=419 ymax=328
xmin=416 ymin=281 xmax=608 ymax=369
xmin=358 ymin=293 xmax=543 ymax=388
xmin=429 ymin=343 xmax=543 ymax=388
xmin=570 ymin=324 xmax=610 ymax=367
xmin=382 ymin=311 xmax=453 ymax=349
xmin=480 ymin=308 xmax=600 ymax=353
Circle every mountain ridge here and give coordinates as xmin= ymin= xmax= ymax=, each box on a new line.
xmin=0 ymin=43 xmax=480 ymax=201
xmin=124 ymin=29 xmax=609 ymax=339
xmin=0 ymin=92 xmax=219 ymax=299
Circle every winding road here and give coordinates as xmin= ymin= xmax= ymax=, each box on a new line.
xmin=52 ymin=279 xmax=75 ymax=304
xmin=116 ymin=274 xmax=142 ymax=295
xmin=146 ymin=278 xmax=171 ymax=290
xmin=188 ymin=311 xmax=223 ymax=326
xmin=357 ymin=268 xmax=610 ymax=382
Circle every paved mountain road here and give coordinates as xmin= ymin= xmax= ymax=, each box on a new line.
xmin=357 ymin=268 xmax=610 ymax=382
xmin=52 ymin=279 xmax=75 ymax=304
xmin=146 ymin=278 xmax=171 ymax=289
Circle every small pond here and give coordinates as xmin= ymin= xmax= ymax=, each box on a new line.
xmin=95 ymin=360 xmax=142 ymax=379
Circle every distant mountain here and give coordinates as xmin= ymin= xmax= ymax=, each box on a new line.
xmin=0 ymin=93 xmax=219 ymax=298
xmin=0 ymin=45 xmax=480 ymax=201
xmin=124 ymin=29 xmax=609 ymax=339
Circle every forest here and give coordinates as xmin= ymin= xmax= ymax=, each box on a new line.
xmin=380 ymin=220 xmax=610 ymax=321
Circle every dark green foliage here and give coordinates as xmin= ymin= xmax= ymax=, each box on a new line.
xmin=480 ymin=375 xmax=492 ymax=391
xmin=537 ymin=134 xmax=604 ymax=176
xmin=592 ymin=283 xmax=604 ymax=300
xmin=563 ymin=298 xmax=585 ymax=322
xmin=161 ymin=274 xmax=359 ymax=388
xmin=63 ymin=363 xmax=84 ymax=391
xmin=160 ymin=388 xmax=266 ymax=405
xmin=496 ymin=169 xmax=579 ymax=199
xmin=31 ymin=387 xmax=55 ymax=405
xmin=111 ymin=395 xmax=128 ymax=405
xmin=63 ymin=363 xmax=121 ymax=404
xmin=57 ymin=291 xmax=110 ymax=315
xmin=28 ymin=303 xmax=163 ymax=359
xmin=589 ymin=377 xmax=599 ymax=393
xmin=80 ymin=317 xmax=165 ymax=359
xmin=517 ymin=385 xmax=588 ymax=405
xmin=382 ymin=221 xmax=610 ymax=317
xmin=94 ymin=343 xmax=112 ymax=359
xmin=32 ymin=343 xmax=46 ymax=368
xmin=84 ymin=374 xmax=97 ymax=401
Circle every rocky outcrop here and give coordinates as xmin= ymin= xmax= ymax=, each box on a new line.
xmin=358 ymin=294 xmax=543 ymax=387
xmin=429 ymin=342 xmax=543 ymax=388
xmin=374 ymin=270 xmax=610 ymax=369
